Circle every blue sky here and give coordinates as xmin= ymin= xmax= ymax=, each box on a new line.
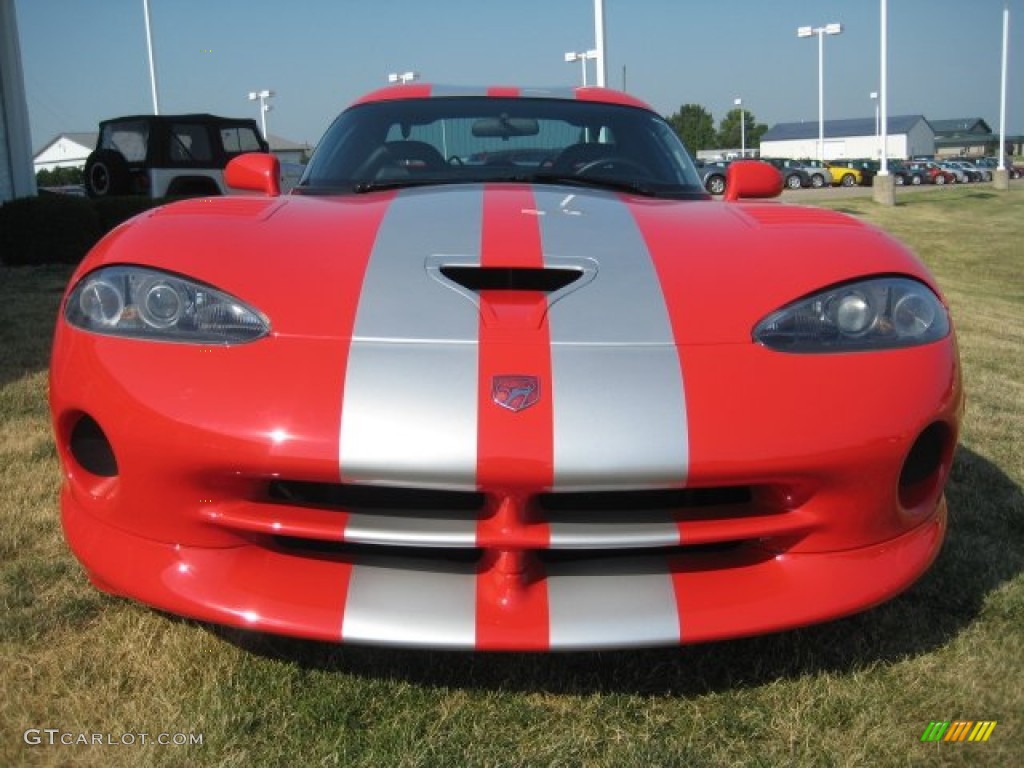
xmin=15 ymin=0 xmax=1022 ymax=150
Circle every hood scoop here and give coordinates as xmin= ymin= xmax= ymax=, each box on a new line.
xmin=428 ymin=256 xmax=598 ymax=329
xmin=439 ymin=266 xmax=582 ymax=293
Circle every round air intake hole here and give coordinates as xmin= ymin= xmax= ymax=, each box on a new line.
xmin=70 ymin=415 xmax=119 ymax=477
xmin=898 ymin=422 xmax=950 ymax=509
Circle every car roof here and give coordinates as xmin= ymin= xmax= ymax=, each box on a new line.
xmin=98 ymin=114 xmax=260 ymax=127
xmin=350 ymin=84 xmax=654 ymax=111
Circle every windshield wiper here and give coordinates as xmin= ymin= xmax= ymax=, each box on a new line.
xmin=351 ymin=174 xmax=666 ymax=197
xmin=352 ymin=177 xmax=466 ymax=194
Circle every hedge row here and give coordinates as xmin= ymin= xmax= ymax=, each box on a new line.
xmin=0 ymin=194 xmax=165 ymax=266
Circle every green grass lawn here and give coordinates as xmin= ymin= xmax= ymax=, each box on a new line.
xmin=1 ymin=187 xmax=1021 ymax=767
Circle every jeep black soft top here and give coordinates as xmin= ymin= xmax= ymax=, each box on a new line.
xmin=85 ymin=113 xmax=270 ymax=198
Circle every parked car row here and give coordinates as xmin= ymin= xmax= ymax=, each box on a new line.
xmin=698 ymin=155 xmax=1021 ymax=195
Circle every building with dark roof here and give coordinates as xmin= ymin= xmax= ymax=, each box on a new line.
xmin=930 ymin=118 xmax=1023 ymax=157
xmin=760 ymin=116 xmax=934 ymax=160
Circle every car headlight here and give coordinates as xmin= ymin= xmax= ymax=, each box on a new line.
xmin=65 ymin=266 xmax=269 ymax=344
xmin=753 ymin=276 xmax=949 ymax=352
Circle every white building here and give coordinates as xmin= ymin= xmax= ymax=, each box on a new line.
xmin=0 ymin=0 xmax=35 ymax=201
xmin=760 ymin=116 xmax=934 ymax=160
xmin=34 ymin=132 xmax=97 ymax=173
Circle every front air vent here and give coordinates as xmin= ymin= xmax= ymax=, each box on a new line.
xmin=69 ymin=415 xmax=118 ymax=477
xmin=439 ymin=266 xmax=582 ymax=292
xmin=268 ymin=479 xmax=485 ymax=512
xmin=538 ymin=485 xmax=753 ymax=513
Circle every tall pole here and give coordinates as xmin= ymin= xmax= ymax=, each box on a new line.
xmin=999 ymin=2 xmax=1009 ymax=170
xmin=594 ymin=0 xmax=607 ymax=86
xmin=565 ymin=51 xmax=596 ymax=86
xmin=879 ymin=0 xmax=888 ymax=176
xmin=248 ymin=90 xmax=274 ymax=139
xmin=143 ymin=0 xmax=160 ymax=114
xmin=741 ymin=108 xmax=746 ymax=157
xmin=798 ymin=25 xmax=842 ymax=161
xmin=817 ymin=29 xmax=824 ymax=162
xmin=735 ymin=98 xmax=745 ymax=157
xmin=871 ymin=92 xmax=880 ymax=157
xmin=873 ymin=0 xmax=894 ymax=205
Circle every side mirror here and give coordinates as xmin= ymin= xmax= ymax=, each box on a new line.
xmin=724 ymin=160 xmax=783 ymax=202
xmin=225 ymin=152 xmax=281 ymax=196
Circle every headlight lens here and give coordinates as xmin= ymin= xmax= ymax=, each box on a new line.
xmin=753 ymin=277 xmax=949 ymax=352
xmin=66 ymin=266 xmax=269 ymax=344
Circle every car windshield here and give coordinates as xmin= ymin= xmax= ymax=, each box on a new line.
xmin=296 ymin=96 xmax=706 ymax=199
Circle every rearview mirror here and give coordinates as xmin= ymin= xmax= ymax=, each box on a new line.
xmin=472 ymin=116 xmax=540 ymax=138
xmin=724 ymin=160 xmax=783 ymax=202
xmin=225 ymin=152 xmax=281 ymax=196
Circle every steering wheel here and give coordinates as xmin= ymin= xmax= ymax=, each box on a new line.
xmin=448 ymin=155 xmax=464 ymax=166
xmin=574 ymin=156 xmax=651 ymax=178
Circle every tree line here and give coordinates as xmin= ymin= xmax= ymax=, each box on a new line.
xmin=666 ymin=104 xmax=768 ymax=154
xmin=36 ymin=166 xmax=84 ymax=187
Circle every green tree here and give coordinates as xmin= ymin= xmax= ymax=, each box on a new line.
xmin=666 ymin=104 xmax=717 ymax=152
xmin=717 ymin=109 xmax=768 ymax=155
xmin=35 ymin=166 xmax=84 ymax=188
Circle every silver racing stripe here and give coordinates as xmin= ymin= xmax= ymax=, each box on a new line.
xmin=535 ymin=188 xmax=689 ymax=493
xmin=547 ymin=557 xmax=681 ymax=648
xmin=341 ymin=558 xmax=477 ymax=647
xmin=339 ymin=187 xmax=484 ymax=490
xmin=343 ymin=509 xmax=478 ymax=548
xmin=546 ymin=508 xmax=682 ymax=549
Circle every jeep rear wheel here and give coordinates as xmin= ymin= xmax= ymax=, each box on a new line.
xmin=84 ymin=150 xmax=130 ymax=197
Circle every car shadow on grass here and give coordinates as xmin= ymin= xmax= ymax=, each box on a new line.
xmin=208 ymin=444 xmax=1022 ymax=696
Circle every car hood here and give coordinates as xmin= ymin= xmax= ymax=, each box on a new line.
xmin=81 ymin=183 xmax=936 ymax=346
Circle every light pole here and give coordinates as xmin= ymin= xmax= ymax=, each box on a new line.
xmin=593 ymin=0 xmax=607 ymax=87
xmin=870 ymin=91 xmax=879 ymax=158
xmin=879 ymin=0 xmax=889 ymax=179
xmin=142 ymin=0 xmax=160 ymax=114
xmin=565 ymin=50 xmax=598 ymax=86
xmin=998 ymin=2 xmax=1009 ymax=176
xmin=871 ymin=0 xmax=894 ymax=204
xmin=248 ymin=90 xmax=274 ymax=139
xmin=734 ymin=98 xmax=745 ymax=157
xmin=797 ymin=22 xmax=843 ymax=163
xmin=388 ymin=71 xmax=420 ymax=85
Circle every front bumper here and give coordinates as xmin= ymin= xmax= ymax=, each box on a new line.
xmin=63 ymin=490 xmax=946 ymax=649
xmin=51 ymin=322 xmax=962 ymax=649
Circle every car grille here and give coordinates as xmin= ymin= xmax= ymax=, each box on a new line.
xmin=203 ymin=479 xmax=816 ymax=557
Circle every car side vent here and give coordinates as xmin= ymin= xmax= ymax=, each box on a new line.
xmin=439 ymin=266 xmax=583 ymax=293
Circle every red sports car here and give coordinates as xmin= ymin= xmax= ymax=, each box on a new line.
xmin=50 ymin=85 xmax=963 ymax=650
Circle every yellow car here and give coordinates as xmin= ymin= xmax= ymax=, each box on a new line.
xmin=825 ymin=163 xmax=864 ymax=187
